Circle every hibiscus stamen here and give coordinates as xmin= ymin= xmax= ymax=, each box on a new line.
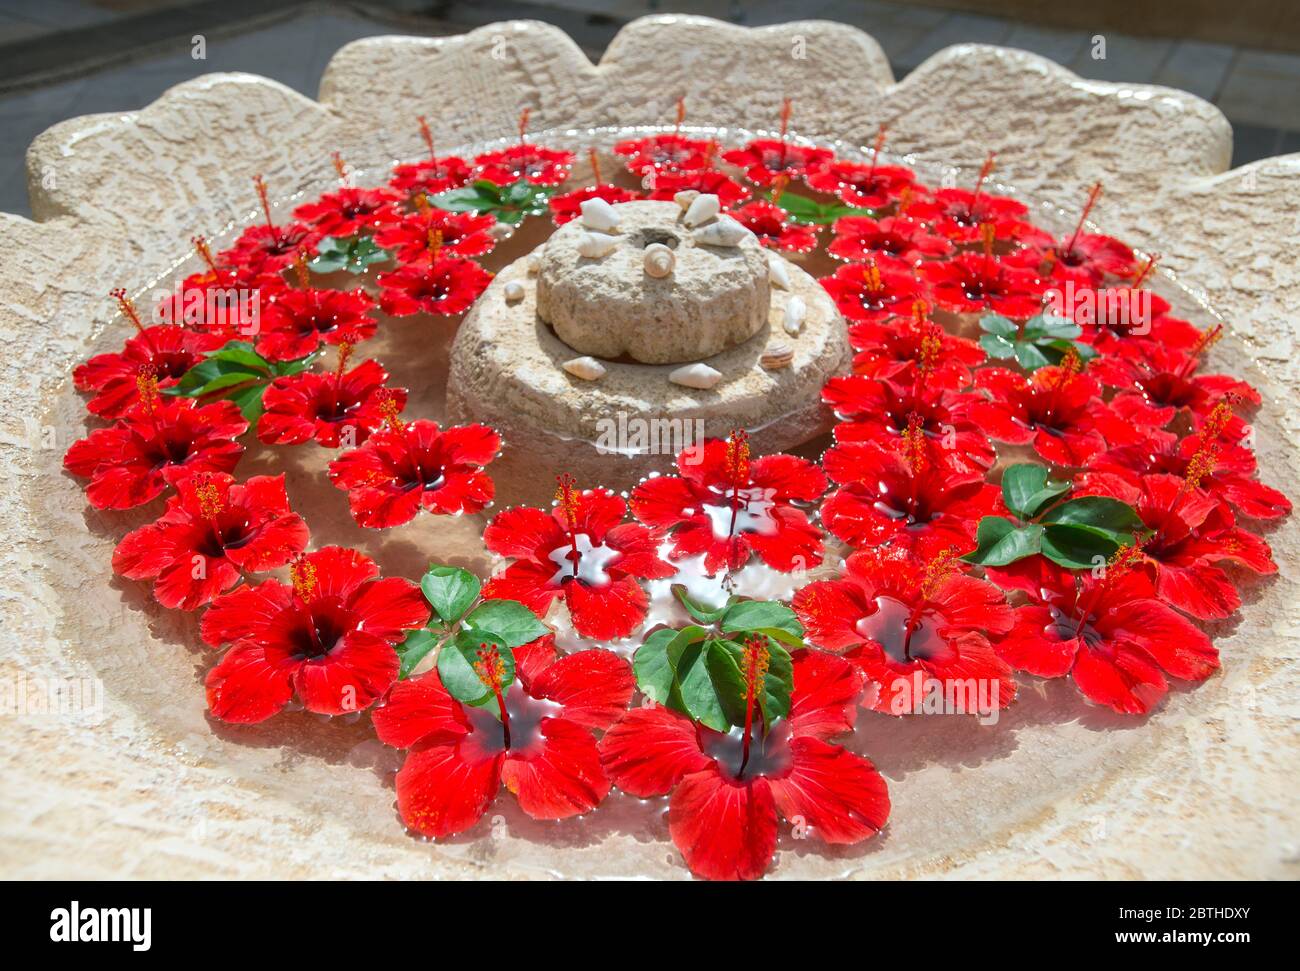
xmin=332 ymin=151 xmax=349 ymax=184
xmin=555 ymin=473 xmax=583 ymax=578
xmin=474 ymin=643 xmax=512 ymax=746
xmin=588 ymin=148 xmax=602 ymax=186
xmin=771 ymin=173 xmax=789 ymax=206
xmin=901 ymin=411 xmax=927 ymax=474
xmin=777 ymin=97 xmax=792 ymax=166
xmin=1179 ymin=323 xmax=1225 ymax=377
xmin=862 ymin=259 xmax=883 ymax=295
xmin=426 ymin=228 xmax=443 ymax=264
xmin=738 ymin=634 xmax=771 ymax=777
xmin=135 ymin=365 xmax=161 ymax=419
xmin=1074 ymin=543 xmax=1146 ymax=636
xmin=191 ymin=235 xmax=224 ymax=283
xmin=378 ymin=392 xmax=406 ymax=435
xmin=723 ymin=429 xmax=752 ymax=569
xmin=1065 ymin=181 xmax=1102 ymax=254
xmin=971 ymin=152 xmax=995 ymax=207
xmin=919 ymin=547 xmax=959 ymax=600
xmin=289 ymin=554 xmax=318 ymax=602
xmin=867 ymin=123 xmax=888 ymax=179
xmin=413 ymin=192 xmax=431 ymax=214
xmin=334 ymin=340 xmax=355 ymax=390
xmin=980 ymin=221 xmax=996 ymax=272
xmin=417 ymin=115 xmax=435 ymax=160
xmin=517 ymin=107 xmax=530 ymax=147
xmin=293 ymin=248 xmax=311 ymax=288
xmin=674 ymin=96 xmax=686 ymax=139
xmin=192 ymin=472 xmax=227 ymax=544
xmin=110 ymin=288 xmax=149 ymax=337
xmin=252 ymin=174 xmax=276 ymax=233
xmin=1131 ymin=253 xmax=1160 ymax=289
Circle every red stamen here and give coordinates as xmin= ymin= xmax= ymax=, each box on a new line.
xmin=252 ymin=174 xmax=274 ymax=231
xmin=293 ymin=248 xmax=311 ymax=288
xmin=418 ymin=115 xmax=434 ymax=160
xmin=738 ymin=634 xmax=771 ymax=777
xmin=1066 ymin=181 xmax=1102 ymax=253
xmin=674 ymin=96 xmax=686 ymax=138
xmin=289 ymin=554 xmax=318 ymax=601
xmin=1131 ymin=253 xmax=1160 ymax=289
xmin=771 ymin=173 xmax=789 ymax=206
xmin=473 ymin=643 xmax=511 ymax=747
xmin=191 ymin=236 xmax=221 ymax=279
xmin=867 ymin=123 xmax=888 ymax=178
xmin=588 ymin=148 xmax=602 ymax=187
xmin=111 ymin=288 xmax=148 ymax=337
xmin=518 ymin=107 xmax=531 ymax=146
xmin=332 ymin=151 xmax=348 ymax=183
xmin=971 ymin=152 xmax=996 ymax=204
xmin=554 ymin=473 xmax=582 ymax=578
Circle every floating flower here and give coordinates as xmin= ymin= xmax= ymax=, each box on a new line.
xmin=257 ymin=348 xmax=408 ymax=448
xmin=820 ymin=259 xmax=924 ymax=325
xmin=74 ymin=290 xmax=227 ymax=419
xmin=925 ymin=154 xmax=1029 ymax=243
xmin=374 ymin=635 xmax=633 ymax=837
xmin=721 ymin=100 xmax=832 ymax=186
xmin=112 ymin=472 xmax=308 ymax=610
xmin=845 ymin=303 xmax=984 ymax=391
xmin=630 ymin=431 xmax=827 ymax=574
xmin=371 ymin=200 xmax=497 ymax=262
xmin=474 ymin=110 xmax=574 ymax=186
xmin=481 ymin=475 xmax=674 ymax=641
xmin=613 ymin=99 xmax=718 ymax=175
xmin=1008 ymin=184 xmax=1135 ymax=287
xmin=599 ymin=647 xmax=890 ymax=881
xmin=804 ymin=125 xmax=914 ymax=207
xmin=64 ymin=380 xmax=247 ymax=510
xmin=968 ymin=357 xmax=1137 ymax=467
xmin=376 ymin=251 xmax=493 ymax=318
xmin=794 ymin=547 xmax=1015 ymax=715
xmin=202 ymin=547 xmax=429 ymax=722
xmin=647 ymin=167 xmax=751 ymax=208
xmin=389 ymin=116 xmax=473 ymax=197
xmin=292 ymin=184 xmax=404 ymax=238
xmin=219 ymin=175 xmax=321 ymax=274
xmin=827 ymin=213 xmax=953 ymax=267
xmin=256 ymin=276 xmax=377 ymax=362
xmin=819 ymin=438 xmax=1000 ymax=553
xmin=727 ymin=200 xmax=819 ymax=253
xmin=548 ymin=152 xmax=640 ymax=224
xmin=987 ymin=548 xmax=1218 ymax=715
xmin=919 ymin=229 xmax=1046 ymax=319
xmin=327 ymin=405 xmax=499 ymax=528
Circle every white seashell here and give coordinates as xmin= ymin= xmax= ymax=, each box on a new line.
xmin=503 ymin=280 xmax=525 ymax=303
xmin=643 ymin=243 xmax=676 ymax=278
xmin=674 ymin=190 xmax=699 ymax=212
xmin=580 ymin=197 xmax=621 ymax=233
xmin=767 ymin=252 xmax=792 ymax=290
xmin=576 ymin=231 xmax=619 ymax=259
xmin=783 ymin=295 xmax=807 ymax=335
xmin=692 ymin=215 xmax=749 ymax=247
xmin=761 ymin=343 xmax=794 ymax=370
xmin=668 ymin=362 xmax=722 ymax=390
xmin=489 ymin=222 xmax=514 ymax=241
xmin=562 ymin=356 xmax=607 ymax=381
xmin=683 ymin=193 xmax=721 ymax=228
xmin=525 ymin=253 xmax=541 ymax=275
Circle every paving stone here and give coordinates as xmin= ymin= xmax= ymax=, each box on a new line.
xmin=1230 ymin=122 xmax=1284 ymax=167
xmin=1218 ymin=49 xmax=1300 ymax=130
xmin=1154 ymin=40 xmax=1236 ymax=101
xmin=1002 ymin=23 xmax=1087 ymax=67
xmin=897 ymin=12 xmax=1012 ymax=71
xmin=1069 ymin=32 xmax=1173 ymax=84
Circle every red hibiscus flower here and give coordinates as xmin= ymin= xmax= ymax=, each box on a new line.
xmin=925 ymin=156 xmax=1029 ymax=243
xmin=599 ymin=646 xmax=890 ymax=881
xmin=390 ymin=119 xmax=473 ymax=197
xmin=256 ymin=285 xmax=377 ymax=362
xmin=219 ymin=176 xmax=321 ymax=275
xmin=75 ymin=291 xmax=227 ymax=419
xmin=630 ymin=431 xmax=826 ymax=575
xmin=64 ymin=378 xmax=247 ymax=510
xmin=376 ymin=256 xmax=492 ymax=318
xmin=920 ymin=243 xmax=1046 ymax=320
xmin=823 ymin=375 xmax=995 ymax=473
xmin=968 ymin=360 xmax=1137 ymax=467
xmin=474 ymin=141 xmax=574 ymax=186
xmin=615 ymin=133 xmax=718 ymax=174
xmin=257 ymin=350 xmax=408 ymax=448
xmin=292 ymin=185 xmax=403 ymax=237
xmin=845 ymin=308 xmax=985 ymax=391
xmin=820 ymin=259 xmax=923 ymax=325
xmin=202 ymin=547 xmax=429 ymax=722
xmin=373 ymin=635 xmax=633 ymax=837
xmin=819 ymin=438 xmax=1001 ymax=553
xmin=1085 ymin=413 xmax=1291 ymax=522
xmin=481 ymin=475 xmax=674 ymax=641
xmin=548 ymin=182 xmax=640 ymax=225
xmin=1077 ymin=471 xmax=1276 ymax=620
xmin=112 ymin=472 xmax=308 ymax=610
xmin=987 ymin=548 xmax=1218 ymax=715
xmin=794 ymin=547 xmax=1015 ymax=715
xmin=726 ymin=200 xmax=819 ymax=253
xmin=1007 ymin=184 xmax=1135 ymax=287
xmin=1089 ymin=326 xmax=1259 ymax=430
xmin=805 ymin=159 xmax=915 ymax=209
xmin=327 ymin=412 xmax=500 ymax=529
xmin=647 ymin=167 xmax=751 ymax=208
xmin=827 ymin=214 xmax=953 ymax=267
xmin=371 ymin=204 xmax=497 ymax=262
xmin=721 ymin=109 xmax=834 ymax=187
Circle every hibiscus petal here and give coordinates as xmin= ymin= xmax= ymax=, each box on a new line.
xmin=564 ymin=575 xmax=648 ymax=641
xmin=1105 ymin=599 xmax=1219 ymax=683
xmin=787 ymin=648 xmax=862 ymax=738
xmin=347 ymin=576 xmax=430 ymax=639
xmin=746 ymin=507 xmax=824 ymax=573
xmin=1071 ymin=641 xmax=1168 ymax=715
xmin=307 ymin=546 xmax=379 ymax=600
xmin=749 ymin=453 xmax=828 ymax=501
xmin=501 ymin=717 xmax=611 ymax=820
xmin=1155 ymin=561 xmax=1240 ymax=620
xmin=669 ymin=768 xmax=779 ymax=881
xmin=204 ymin=642 xmax=297 ymax=723
xmin=768 ymin=736 xmax=890 ymax=844
xmin=630 ymin=475 xmax=699 ymax=528
xmin=483 ymin=506 xmax=565 ymax=559
xmin=395 ymin=736 xmax=503 ymax=838
xmin=423 ymin=468 xmax=495 ymax=515
xmin=201 ymin=581 xmax=293 ymax=648
xmin=226 ymin=513 xmax=310 ymax=573
xmin=293 ymin=630 xmax=400 ymax=715
xmin=433 ymin=423 xmax=501 ymax=466
xmin=793 ymin=578 xmax=869 ymax=652
xmin=373 ymin=669 xmax=471 ymax=749
xmin=153 ymin=554 xmax=242 ymax=610
xmin=528 ymin=648 xmax=634 ymax=731
xmin=480 ymin=559 xmax=563 ymax=617
xmin=347 ymin=485 xmax=423 ymax=529
xmin=995 ymin=605 xmax=1079 ymax=678
xmin=598 ymin=706 xmax=710 ymax=797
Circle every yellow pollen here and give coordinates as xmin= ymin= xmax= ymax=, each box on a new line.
xmin=289 ymin=556 xmax=318 ymax=600
xmin=1101 ymin=543 xmax=1145 ymax=587
xmin=920 ymin=548 xmax=960 ymax=599
xmin=111 ymin=288 xmax=147 ymax=335
xmin=379 ymin=393 xmax=405 ymax=434
xmin=898 ymin=186 xmax=913 ymax=214
xmin=917 ymin=327 xmax=942 ymax=375
xmin=293 ymin=248 xmax=311 ymax=288
xmin=725 ymin=429 xmax=751 ymax=485
xmin=742 ymin=634 xmax=771 ymax=696
xmin=863 ymin=260 xmax=883 ymax=293
xmin=980 ymin=221 xmax=996 ymax=258
xmin=135 ymin=366 xmax=160 ymax=414
xmin=427 ymin=228 xmax=443 ymax=262
xmin=554 ymin=473 xmax=580 ymax=528
xmin=413 ymin=192 xmax=431 ymax=214
xmin=902 ymin=411 xmax=927 ymax=474
xmin=473 ymin=644 xmax=508 ymax=690
xmin=335 ymin=341 xmax=355 ymax=377
xmin=1190 ymin=323 xmax=1224 ymax=359
xmin=193 ymin=475 xmax=223 ymax=521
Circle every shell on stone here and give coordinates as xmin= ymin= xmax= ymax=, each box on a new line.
xmin=525 ymin=253 xmax=541 ymax=275
xmin=783 ymin=295 xmax=807 ymax=336
xmin=562 ymin=356 xmax=607 ymax=381
xmin=668 ymin=362 xmax=723 ymax=390
xmin=580 ymin=197 xmax=621 ymax=233
xmin=503 ymin=280 xmax=525 ymax=303
xmin=576 ymin=231 xmax=619 ymax=259
xmin=673 ymin=189 xmax=700 ymax=212
xmin=643 ymin=243 xmax=675 ymax=278
xmin=692 ymin=215 xmax=749 ymax=247
xmin=760 ymin=343 xmax=794 ymax=370
xmin=767 ymin=252 xmax=792 ymax=290
xmin=683 ymin=192 xmax=721 ymax=228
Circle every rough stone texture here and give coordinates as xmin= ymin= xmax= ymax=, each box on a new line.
xmin=535 ymin=200 xmax=771 ymax=364
xmin=1 ymin=17 xmax=1297 ymax=880
xmin=449 ymin=243 xmax=844 ymax=491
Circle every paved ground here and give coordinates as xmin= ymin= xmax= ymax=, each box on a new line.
xmin=2 ymin=0 xmax=1298 ymax=217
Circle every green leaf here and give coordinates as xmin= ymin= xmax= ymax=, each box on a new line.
xmin=395 ymin=628 xmax=442 ymax=680
xmin=420 ymin=566 xmax=481 ymax=626
xmin=1001 ymin=464 xmax=1070 ymax=520
xmin=671 ymin=584 xmax=729 ymax=625
xmin=462 ymin=598 xmax=549 ymax=648
xmin=1040 ymin=523 xmax=1125 ymax=570
xmin=226 ymin=382 xmax=268 ymax=423
xmin=675 ymin=639 xmax=732 ymax=731
xmin=978 ymin=332 xmax=1017 ymax=359
xmin=715 ymin=635 xmax=794 ymax=730
xmin=208 ymin=341 xmax=271 ymax=371
xmin=1041 ymin=496 xmax=1143 ymax=535
xmin=1012 ymin=341 xmax=1053 ymax=371
xmin=976 ymin=312 xmax=1097 ymax=373
xmin=962 ymin=517 xmax=1044 ymax=566
xmin=979 ymin=314 xmax=1018 ymax=336
xmin=633 ymin=628 xmax=680 ymax=705
xmin=720 ymin=600 xmax=803 ymax=639
xmin=309 ymin=235 xmax=393 ymax=274
xmin=438 ymin=630 xmax=514 ymax=708
xmin=766 ymin=189 xmax=874 ymax=226
xmin=431 ymin=179 xmax=552 ymax=224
